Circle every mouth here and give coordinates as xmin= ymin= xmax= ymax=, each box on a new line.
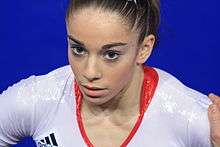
xmin=83 ymin=85 xmax=106 ymax=90
xmin=81 ymin=85 xmax=107 ymax=98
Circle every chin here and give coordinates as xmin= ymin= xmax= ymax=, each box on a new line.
xmin=82 ymin=94 xmax=113 ymax=106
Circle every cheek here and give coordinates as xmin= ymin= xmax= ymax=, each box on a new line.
xmin=109 ymin=51 xmax=137 ymax=81
xmin=105 ymin=61 xmax=135 ymax=89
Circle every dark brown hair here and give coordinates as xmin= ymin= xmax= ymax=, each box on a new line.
xmin=66 ymin=0 xmax=160 ymax=44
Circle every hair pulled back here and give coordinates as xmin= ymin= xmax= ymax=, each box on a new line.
xmin=66 ymin=0 xmax=160 ymax=44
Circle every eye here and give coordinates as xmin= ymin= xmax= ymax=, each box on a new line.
xmin=104 ymin=50 xmax=120 ymax=61
xmin=70 ymin=44 xmax=86 ymax=56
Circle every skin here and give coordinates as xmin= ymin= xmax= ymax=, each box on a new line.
xmin=67 ymin=8 xmax=154 ymax=146
xmin=208 ymin=93 xmax=220 ymax=147
xmin=66 ymin=6 xmax=220 ymax=147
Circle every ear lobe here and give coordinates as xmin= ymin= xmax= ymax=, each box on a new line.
xmin=136 ymin=34 xmax=155 ymax=64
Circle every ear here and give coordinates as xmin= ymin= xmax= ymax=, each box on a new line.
xmin=136 ymin=34 xmax=155 ymax=64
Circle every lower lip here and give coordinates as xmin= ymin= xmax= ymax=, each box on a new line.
xmin=82 ymin=87 xmax=107 ymax=98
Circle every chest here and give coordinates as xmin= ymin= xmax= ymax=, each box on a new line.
xmin=33 ymin=115 xmax=187 ymax=147
xmin=82 ymin=116 xmax=138 ymax=147
xmin=33 ymin=96 xmax=188 ymax=147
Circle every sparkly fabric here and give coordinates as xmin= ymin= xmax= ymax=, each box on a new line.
xmin=0 ymin=65 xmax=212 ymax=147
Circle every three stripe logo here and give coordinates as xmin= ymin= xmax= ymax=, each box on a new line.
xmin=38 ymin=133 xmax=58 ymax=147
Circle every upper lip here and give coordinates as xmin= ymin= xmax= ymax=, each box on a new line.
xmin=82 ymin=85 xmax=106 ymax=90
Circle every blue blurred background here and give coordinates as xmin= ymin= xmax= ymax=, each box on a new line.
xmin=0 ymin=0 xmax=219 ymax=146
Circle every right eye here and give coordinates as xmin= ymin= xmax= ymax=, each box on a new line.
xmin=70 ymin=45 xmax=86 ymax=56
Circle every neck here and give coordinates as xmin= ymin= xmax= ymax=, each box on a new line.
xmin=81 ymin=65 xmax=144 ymax=124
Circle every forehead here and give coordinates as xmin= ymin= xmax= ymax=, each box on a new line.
xmin=67 ymin=8 xmax=137 ymax=47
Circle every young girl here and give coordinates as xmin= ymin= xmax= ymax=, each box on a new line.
xmin=0 ymin=0 xmax=220 ymax=146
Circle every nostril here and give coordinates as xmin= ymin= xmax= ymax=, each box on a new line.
xmin=83 ymin=74 xmax=101 ymax=82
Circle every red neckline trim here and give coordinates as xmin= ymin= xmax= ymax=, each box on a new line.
xmin=74 ymin=65 xmax=159 ymax=147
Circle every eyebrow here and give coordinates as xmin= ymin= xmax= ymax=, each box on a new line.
xmin=68 ymin=35 xmax=128 ymax=50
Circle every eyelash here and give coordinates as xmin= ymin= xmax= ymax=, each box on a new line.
xmin=103 ymin=50 xmax=120 ymax=61
xmin=70 ymin=44 xmax=86 ymax=57
xmin=70 ymin=44 xmax=121 ymax=62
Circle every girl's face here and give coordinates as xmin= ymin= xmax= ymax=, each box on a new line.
xmin=67 ymin=8 xmax=149 ymax=105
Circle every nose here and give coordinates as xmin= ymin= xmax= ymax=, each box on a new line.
xmin=83 ymin=56 xmax=102 ymax=82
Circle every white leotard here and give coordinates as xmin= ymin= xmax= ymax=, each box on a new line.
xmin=0 ymin=65 xmax=212 ymax=147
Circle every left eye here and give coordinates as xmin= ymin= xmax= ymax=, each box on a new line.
xmin=104 ymin=51 xmax=120 ymax=60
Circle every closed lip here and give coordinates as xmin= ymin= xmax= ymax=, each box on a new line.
xmin=82 ymin=84 xmax=106 ymax=90
xmin=81 ymin=84 xmax=107 ymax=98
